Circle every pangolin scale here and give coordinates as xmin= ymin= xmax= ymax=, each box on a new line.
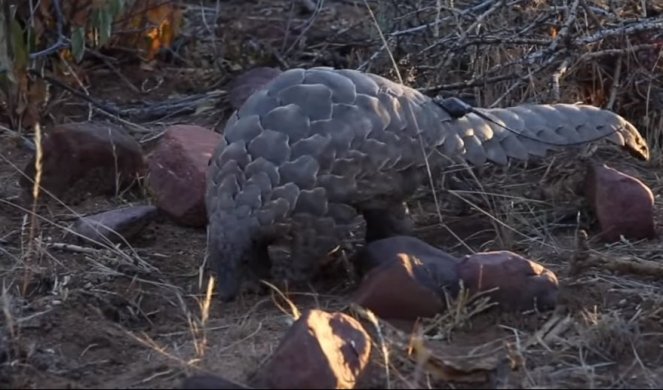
xmin=206 ymin=67 xmax=649 ymax=301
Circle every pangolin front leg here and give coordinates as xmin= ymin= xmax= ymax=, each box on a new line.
xmin=356 ymin=167 xmax=424 ymax=242
xmin=269 ymin=201 xmax=415 ymax=288
xmin=360 ymin=201 xmax=415 ymax=242
xmin=269 ymin=214 xmax=350 ymax=289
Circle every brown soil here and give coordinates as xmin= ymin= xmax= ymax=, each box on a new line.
xmin=1 ymin=0 xmax=663 ymax=388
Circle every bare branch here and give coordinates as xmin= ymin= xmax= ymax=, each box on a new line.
xmin=574 ymin=17 xmax=663 ymax=46
xmin=29 ymin=0 xmax=69 ymax=59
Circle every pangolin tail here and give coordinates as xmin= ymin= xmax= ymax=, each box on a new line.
xmin=438 ymin=102 xmax=650 ymax=166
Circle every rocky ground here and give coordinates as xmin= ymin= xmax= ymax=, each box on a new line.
xmin=1 ymin=0 xmax=663 ymax=388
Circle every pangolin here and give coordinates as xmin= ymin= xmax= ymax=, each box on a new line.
xmin=206 ymin=66 xmax=649 ymax=301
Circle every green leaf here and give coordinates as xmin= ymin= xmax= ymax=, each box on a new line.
xmin=99 ymin=9 xmax=113 ymax=45
xmin=10 ymin=19 xmax=28 ymax=70
xmin=27 ymin=25 xmax=38 ymax=53
xmin=0 ymin=72 xmax=12 ymax=93
xmin=71 ymin=27 xmax=86 ymax=63
xmin=91 ymin=8 xmax=101 ymax=46
xmin=109 ymin=0 xmax=125 ymax=19
xmin=0 ymin=12 xmax=10 ymax=73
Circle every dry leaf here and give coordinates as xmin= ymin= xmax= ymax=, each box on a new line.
xmin=407 ymin=326 xmax=513 ymax=384
xmin=16 ymin=0 xmax=184 ymax=62
xmin=118 ymin=0 xmax=184 ymax=61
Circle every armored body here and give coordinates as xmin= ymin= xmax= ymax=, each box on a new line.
xmin=205 ymin=67 xmax=649 ymax=301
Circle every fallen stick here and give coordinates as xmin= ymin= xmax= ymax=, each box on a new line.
xmin=570 ymin=230 xmax=663 ymax=277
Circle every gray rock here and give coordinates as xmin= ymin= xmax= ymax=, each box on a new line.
xmin=70 ymin=205 xmax=158 ymax=246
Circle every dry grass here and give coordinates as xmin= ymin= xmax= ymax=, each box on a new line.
xmin=1 ymin=0 xmax=663 ymax=388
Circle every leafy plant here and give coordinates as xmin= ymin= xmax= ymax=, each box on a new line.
xmin=0 ymin=0 xmax=184 ymax=130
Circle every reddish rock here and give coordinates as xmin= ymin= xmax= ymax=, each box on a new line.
xmin=353 ymin=253 xmax=446 ymax=320
xmin=584 ymin=163 xmax=656 ymax=243
xmin=227 ymin=67 xmax=282 ymax=110
xmin=355 ymin=235 xmax=460 ymax=277
xmin=352 ymin=236 xmax=460 ymax=320
xmin=252 ymin=309 xmax=372 ymax=389
xmin=70 ymin=205 xmax=158 ymax=246
xmin=19 ymin=122 xmax=145 ymax=203
xmin=456 ymin=251 xmax=559 ymax=312
xmin=146 ymin=125 xmax=221 ymax=227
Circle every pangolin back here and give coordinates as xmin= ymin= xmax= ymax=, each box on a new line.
xmin=206 ymin=66 xmax=649 ymax=300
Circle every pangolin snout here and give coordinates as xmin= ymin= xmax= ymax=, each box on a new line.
xmin=218 ymin=285 xmax=239 ymax=302
xmin=216 ymin=263 xmax=243 ymax=302
xmin=206 ymin=234 xmax=244 ymax=303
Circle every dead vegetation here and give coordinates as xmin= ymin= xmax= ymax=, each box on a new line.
xmin=1 ymin=0 xmax=663 ymax=388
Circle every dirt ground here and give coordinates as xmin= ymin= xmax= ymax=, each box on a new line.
xmin=1 ymin=0 xmax=663 ymax=388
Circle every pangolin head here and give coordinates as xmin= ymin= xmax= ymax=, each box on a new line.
xmin=206 ymin=222 xmax=248 ymax=302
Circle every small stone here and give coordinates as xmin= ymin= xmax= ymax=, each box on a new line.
xmin=251 ymin=309 xmax=372 ymax=389
xmin=352 ymin=236 xmax=460 ymax=320
xmin=19 ymin=122 xmax=145 ymax=203
xmin=456 ymin=251 xmax=559 ymax=312
xmin=70 ymin=205 xmax=158 ymax=246
xmin=181 ymin=374 xmax=249 ymax=389
xmin=146 ymin=125 xmax=221 ymax=227
xmin=584 ymin=163 xmax=656 ymax=243
xmin=227 ymin=67 xmax=282 ymax=110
